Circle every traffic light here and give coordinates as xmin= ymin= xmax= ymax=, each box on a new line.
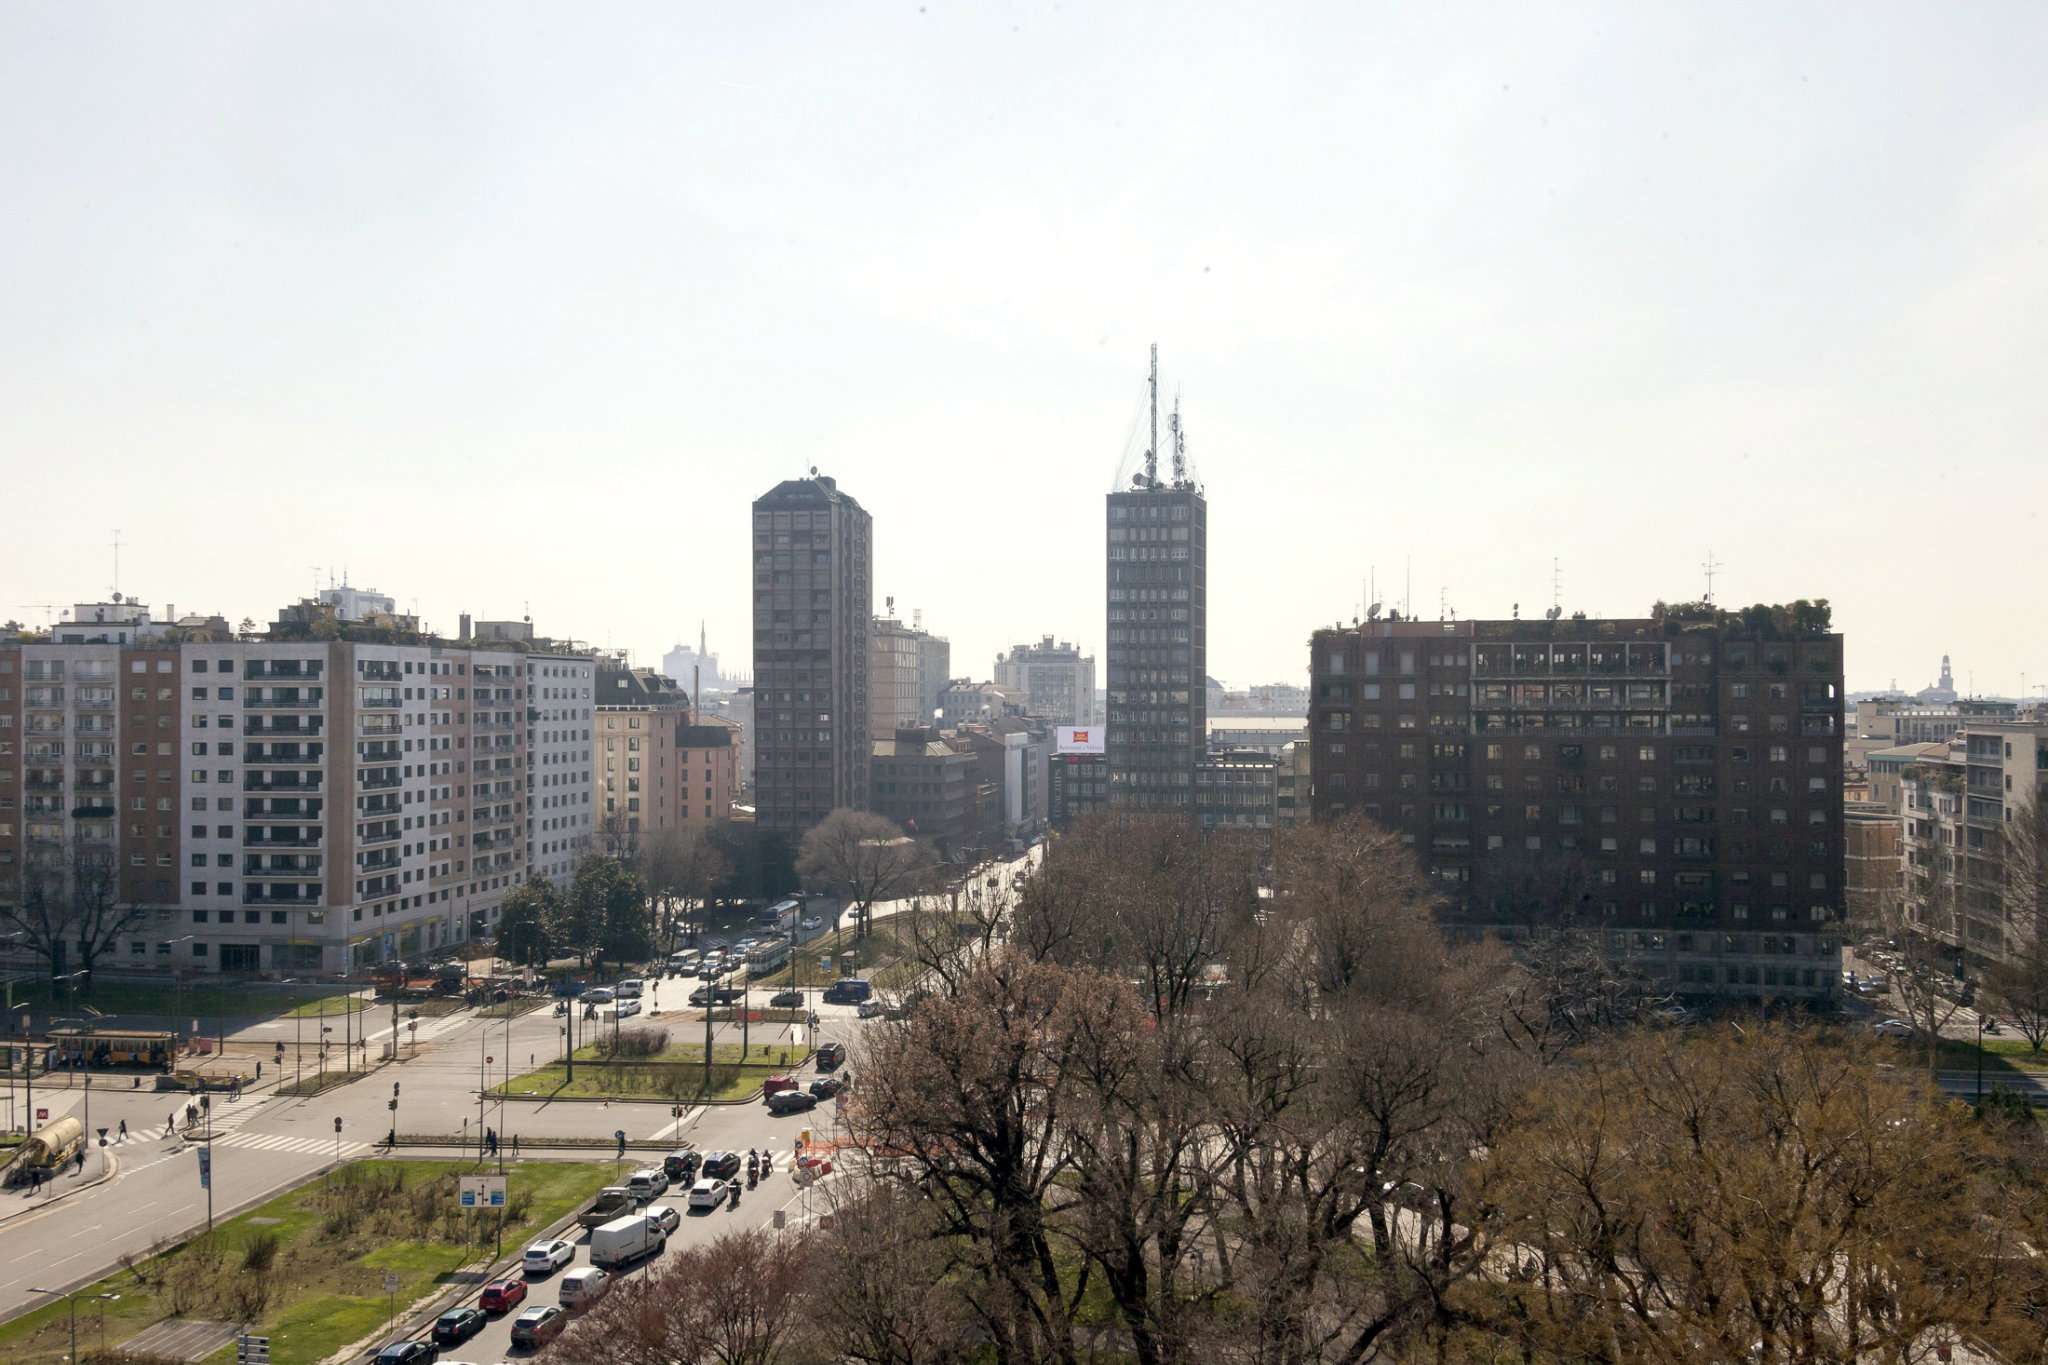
xmin=392 ymin=1081 xmax=400 ymax=1097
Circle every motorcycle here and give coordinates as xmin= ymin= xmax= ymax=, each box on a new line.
xmin=729 ymin=1182 xmax=741 ymax=1210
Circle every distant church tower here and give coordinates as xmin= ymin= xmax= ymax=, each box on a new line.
xmin=1916 ymin=653 xmax=1958 ymax=704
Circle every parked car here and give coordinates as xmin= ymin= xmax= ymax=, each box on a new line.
xmin=646 ymin=1203 xmax=681 ymax=1233
xmin=769 ymin=990 xmax=804 ymax=1008
xmin=663 ymin=1148 xmax=701 ymax=1182
xmin=700 ymin=1150 xmax=741 ymax=1180
xmin=687 ymin=1177 xmax=731 ymax=1209
xmin=584 ymin=986 xmax=616 ymax=1004
xmin=372 ymin=1343 xmax=435 ymax=1365
xmin=816 ymin=1041 xmax=848 ymax=1071
xmin=768 ymin=1088 xmax=820 ymax=1115
xmin=432 ymin=1307 xmax=486 ymax=1346
xmin=522 ymin=1238 xmax=576 ymax=1275
xmin=1872 ymin=1018 xmax=1916 ymax=1039
xmin=510 ymin=1306 xmax=567 ymax=1347
xmin=559 ymin=1266 xmax=613 ymax=1310
xmin=479 ymin=1279 xmax=527 ymax=1313
xmin=611 ymin=999 xmax=642 ymax=1019
xmin=762 ymin=1074 xmax=800 ymax=1096
xmin=857 ymin=999 xmax=886 ymax=1019
xmin=627 ymin=1166 xmax=669 ymax=1201
xmin=800 ymin=916 xmax=822 ymax=930
xmin=809 ymin=1075 xmax=846 ymax=1100
xmin=616 ymin=977 xmax=645 ymax=999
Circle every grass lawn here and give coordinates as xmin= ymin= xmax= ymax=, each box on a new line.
xmin=6 ymin=979 xmax=354 ymax=1023
xmin=283 ymin=992 xmax=369 ymax=1019
xmin=0 ymin=1159 xmax=613 ymax=1365
xmin=1925 ymin=1037 xmax=2048 ymax=1075
xmin=493 ymin=1038 xmax=804 ymax=1102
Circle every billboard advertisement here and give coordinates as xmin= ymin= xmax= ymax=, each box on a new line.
xmin=1056 ymin=726 xmax=1105 ymax=755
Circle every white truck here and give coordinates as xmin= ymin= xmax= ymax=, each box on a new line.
xmin=588 ymin=1213 xmax=665 ymax=1269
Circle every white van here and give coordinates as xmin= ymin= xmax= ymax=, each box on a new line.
xmin=667 ymin=950 xmax=700 ymax=972
xmin=616 ymin=978 xmax=645 ymax=1000
xmin=559 ymin=1265 xmax=613 ymax=1309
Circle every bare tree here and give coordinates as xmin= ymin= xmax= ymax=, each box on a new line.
xmin=0 ymin=837 xmax=149 ymax=993
xmin=796 ymin=808 xmax=932 ymax=939
xmin=553 ymin=1227 xmax=811 ymax=1365
xmin=1985 ymin=797 xmax=2048 ymax=1053
xmin=640 ymin=825 xmax=730 ymax=956
xmin=1879 ymin=873 xmax=1967 ymax=1074
xmin=801 ymin=1182 xmax=978 ymax=1365
xmin=1469 ymin=1024 xmax=2025 ymax=1364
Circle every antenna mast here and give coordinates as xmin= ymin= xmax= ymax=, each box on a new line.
xmin=1551 ymin=557 xmax=1562 ymax=613
xmin=111 ymin=528 xmax=123 ymax=600
xmin=1143 ymin=343 xmax=1159 ymax=486
xmin=1703 ymin=549 xmax=1722 ymax=604
xmin=1170 ymin=389 xmax=1186 ymax=487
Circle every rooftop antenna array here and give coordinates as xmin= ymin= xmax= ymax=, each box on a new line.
xmin=1703 ymin=549 xmax=1722 ymax=604
xmin=1142 ymin=343 xmax=1160 ymax=487
xmin=111 ymin=528 xmax=123 ymax=601
xmin=1170 ymin=388 xmax=1187 ymax=487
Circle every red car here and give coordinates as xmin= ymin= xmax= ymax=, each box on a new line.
xmin=762 ymin=1074 xmax=799 ymax=1096
xmin=480 ymin=1278 xmax=528 ymax=1313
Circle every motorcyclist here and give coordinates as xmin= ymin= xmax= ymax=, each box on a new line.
xmin=729 ymin=1180 xmax=741 ymax=1209
xmin=747 ymin=1151 xmax=759 ymax=1187
xmin=759 ymin=1148 xmax=772 ymax=1178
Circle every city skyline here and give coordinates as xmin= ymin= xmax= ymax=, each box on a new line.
xmin=5 ymin=5 xmax=2045 ymax=694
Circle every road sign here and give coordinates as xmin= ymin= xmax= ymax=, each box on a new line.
xmin=383 ymin=1271 xmax=401 ymax=1293
xmin=772 ymin=1208 xmax=786 ymax=1229
xmin=34 ymin=1107 xmax=46 ymax=1123
xmin=197 ymin=1148 xmax=212 ymax=1190
xmin=236 ymin=1333 xmax=271 ymax=1365
xmin=458 ymin=1174 xmax=508 ymax=1208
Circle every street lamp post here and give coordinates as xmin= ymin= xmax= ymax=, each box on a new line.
xmin=28 ymin=1286 xmax=118 ymax=1365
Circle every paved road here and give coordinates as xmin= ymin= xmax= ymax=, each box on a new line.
xmin=0 ymin=848 xmax=1038 ymax=1336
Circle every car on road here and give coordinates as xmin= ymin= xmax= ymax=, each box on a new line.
xmin=627 ymin=1166 xmax=669 ymax=1200
xmin=768 ymin=1088 xmax=820 ymax=1115
xmin=816 ymin=1041 xmax=848 ymax=1071
xmin=763 ymin=1074 xmax=800 ymax=1096
xmin=559 ymin=1266 xmax=612 ymax=1310
xmin=800 ymin=916 xmax=822 ymax=930
xmin=687 ymin=1177 xmax=731 ymax=1209
xmin=857 ymin=999 xmax=886 ymax=1018
xmin=611 ymin=999 xmax=642 ymax=1019
xmin=522 ymin=1238 xmax=576 ymax=1275
xmin=1872 ymin=1018 xmax=1916 ymax=1039
xmin=479 ymin=1278 xmax=527 ymax=1313
xmin=647 ymin=1203 xmax=681 ymax=1233
xmin=663 ymin=1148 xmax=701 ymax=1182
xmin=769 ymin=990 xmax=804 ymax=1008
xmin=432 ymin=1307 xmax=486 ymax=1346
xmin=509 ymin=1306 xmax=568 ymax=1347
xmin=616 ymin=977 xmax=645 ymax=999
xmin=697 ymin=962 xmax=724 ymax=980
xmin=809 ymin=1075 xmax=846 ymax=1100
xmin=584 ymin=986 xmax=616 ymax=1004
xmin=690 ymin=985 xmax=745 ymax=1007
xmin=700 ymin=1149 xmax=741 ymax=1180
xmin=373 ymin=1342 xmax=436 ymax=1365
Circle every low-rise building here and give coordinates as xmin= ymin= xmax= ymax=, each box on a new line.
xmin=1195 ymin=749 xmax=1278 ymax=831
xmin=871 ymin=727 xmax=977 ymax=851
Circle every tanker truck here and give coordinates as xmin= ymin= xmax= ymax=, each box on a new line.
xmin=1 ymin=1116 xmax=85 ymax=1188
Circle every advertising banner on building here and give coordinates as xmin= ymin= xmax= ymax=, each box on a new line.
xmin=1055 ymin=726 xmax=1105 ymax=755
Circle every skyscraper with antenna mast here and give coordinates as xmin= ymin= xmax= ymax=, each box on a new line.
xmin=1105 ymin=344 xmax=1207 ymax=811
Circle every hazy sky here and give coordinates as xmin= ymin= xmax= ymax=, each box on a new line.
xmin=5 ymin=4 xmax=2045 ymax=697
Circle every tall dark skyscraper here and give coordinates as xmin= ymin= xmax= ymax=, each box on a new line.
xmin=1105 ymin=347 xmax=1207 ymax=810
xmin=751 ymin=474 xmax=872 ymax=832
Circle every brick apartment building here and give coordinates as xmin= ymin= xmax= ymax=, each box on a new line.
xmin=1307 ymin=613 xmax=1846 ymax=1001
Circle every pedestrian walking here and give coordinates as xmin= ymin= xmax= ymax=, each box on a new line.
xmin=165 ymin=1113 xmax=175 ymax=1136
xmin=117 ymin=1119 xmax=127 ymax=1141
xmin=511 ymin=1134 xmax=519 ymax=1157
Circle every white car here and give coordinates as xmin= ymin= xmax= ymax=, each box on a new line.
xmin=646 ymin=1203 xmax=681 ymax=1233
xmin=858 ymin=998 xmax=886 ymax=1018
xmin=1871 ymin=1018 xmax=1915 ymax=1039
xmin=522 ymin=1237 xmax=575 ymax=1274
xmin=611 ymin=999 xmax=642 ymax=1019
xmin=800 ymin=916 xmax=822 ymax=930
xmin=583 ymin=986 xmax=616 ymax=1004
xmin=686 ymin=1177 xmax=729 ymax=1209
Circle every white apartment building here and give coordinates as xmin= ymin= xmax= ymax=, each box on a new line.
xmin=526 ymin=652 xmax=595 ymax=886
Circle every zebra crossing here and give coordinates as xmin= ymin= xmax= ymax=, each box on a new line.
xmin=213 ymin=1129 xmax=370 ymax=1159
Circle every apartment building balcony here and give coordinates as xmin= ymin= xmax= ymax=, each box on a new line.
xmin=243 ymin=798 xmax=324 ymax=821
xmin=359 ymin=661 xmax=401 ymax=682
xmin=246 ymin=696 xmax=324 ymax=712
xmin=359 ymin=824 xmax=400 ymax=847
xmin=360 ymin=694 xmax=401 ymax=709
xmin=358 ymin=874 xmax=400 ymax=900
xmin=74 ymin=695 xmax=113 ymax=710
xmin=358 ymin=742 xmax=401 ymax=763
xmin=246 ymin=747 xmax=324 ymax=766
xmin=358 ymin=716 xmax=401 ymax=737
xmin=357 ymin=794 xmax=399 ymax=817
xmin=72 ymin=718 xmax=114 ymax=736
xmin=24 ymin=774 xmax=63 ymax=792
xmin=244 ymin=830 xmax=323 ymax=849
xmin=358 ymin=771 xmax=401 ymax=791
xmin=246 ymin=660 xmax=324 ymax=680
xmin=1801 ymin=716 xmax=1839 ymax=736
xmin=357 ymin=849 xmax=400 ymax=874
xmin=244 ymin=774 xmax=324 ymax=796
xmin=70 ymin=803 xmax=116 ymax=820
xmin=243 ymin=887 xmax=323 ymax=906
xmin=244 ymin=716 xmax=324 ymax=737
xmin=73 ymin=778 xmax=114 ymax=795
xmin=473 ymin=717 xmax=512 ymax=733
xmin=243 ymin=856 xmax=323 ymax=877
